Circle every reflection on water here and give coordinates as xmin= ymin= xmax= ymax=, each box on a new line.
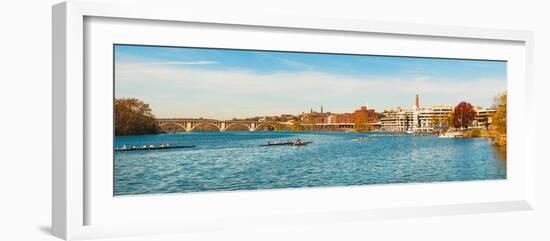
xmin=114 ymin=132 xmax=506 ymax=195
xmin=493 ymin=144 xmax=507 ymax=166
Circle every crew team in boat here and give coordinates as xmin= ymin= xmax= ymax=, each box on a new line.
xmin=117 ymin=138 xmax=314 ymax=151
xmin=115 ymin=143 xmax=186 ymax=152
xmin=263 ymin=138 xmax=311 ymax=146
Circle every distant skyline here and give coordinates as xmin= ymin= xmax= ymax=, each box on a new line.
xmin=115 ymin=45 xmax=507 ymax=119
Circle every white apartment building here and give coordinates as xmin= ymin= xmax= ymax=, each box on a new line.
xmin=380 ymin=98 xmax=495 ymax=133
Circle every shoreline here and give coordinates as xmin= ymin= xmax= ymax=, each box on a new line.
xmin=115 ymin=128 xmax=506 ymax=147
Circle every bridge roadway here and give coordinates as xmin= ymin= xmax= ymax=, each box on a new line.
xmin=154 ymin=118 xmax=359 ymax=132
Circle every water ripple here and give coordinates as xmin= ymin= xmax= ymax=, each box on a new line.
xmin=114 ymin=132 xmax=506 ymax=195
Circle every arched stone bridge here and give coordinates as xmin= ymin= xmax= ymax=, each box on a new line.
xmin=155 ymin=118 xmax=283 ymax=132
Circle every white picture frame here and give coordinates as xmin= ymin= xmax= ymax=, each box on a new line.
xmin=52 ymin=0 xmax=535 ymax=240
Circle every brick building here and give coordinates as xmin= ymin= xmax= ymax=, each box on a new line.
xmin=302 ymin=105 xmax=378 ymax=124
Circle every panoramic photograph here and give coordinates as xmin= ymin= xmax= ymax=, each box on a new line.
xmin=113 ymin=44 xmax=507 ymax=196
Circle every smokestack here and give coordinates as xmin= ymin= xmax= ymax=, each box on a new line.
xmin=415 ymin=94 xmax=419 ymax=109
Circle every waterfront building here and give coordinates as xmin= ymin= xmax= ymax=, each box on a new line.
xmin=380 ymin=95 xmax=497 ymax=132
xmin=301 ymin=105 xmax=378 ymax=125
xmin=381 ymin=105 xmax=453 ymax=132
xmin=350 ymin=106 xmax=378 ymax=123
xmin=380 ymin=108 xmax=409 ymax=132
xmin=301 ymin=112 xmax=331 ymax=123
xmin=331 ymin=113 xmax=353 ymax=123
xmin=301 ymin=106 xmax=331 ymax=123
xmin=417 ymin=105 xmax=454 ymax=132
xmin=329 ymin=106 xmax=378 ymax=124
xmin=379 ymin=95 xmax=423 ymax=132
xmin=473 ymin=107 xmax=497 ymax=128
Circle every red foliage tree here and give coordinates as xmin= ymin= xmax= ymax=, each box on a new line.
xmin=452 ymin=101 xmax=477 ymax=129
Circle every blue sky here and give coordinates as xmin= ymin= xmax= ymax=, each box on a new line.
xmin=115 ymin=45 xmax=507 ymax=119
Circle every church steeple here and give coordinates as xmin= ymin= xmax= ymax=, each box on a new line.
xmin=321 ymin=105 xmax=323 ymax=113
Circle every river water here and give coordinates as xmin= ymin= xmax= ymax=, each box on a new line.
xmin=114 ymin=131 xmax=506 ymax=196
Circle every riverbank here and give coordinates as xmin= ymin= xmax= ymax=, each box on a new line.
xmin=480 ymin=128 xmax=507 ymax=146
xmin=123 ymin=128 xmax=507 ymax=147
xmin=444 ymin=128 xmax=506 ymax=146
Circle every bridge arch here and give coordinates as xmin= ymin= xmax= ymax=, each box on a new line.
xmin=224 ymin=122 xmax=252 ymax=131
xmin=189 ymin=122 xmax=222 ymax=132
xmin=158 ymin=122 xmax=188 ymax=133
xmin=254 ymin=122 xmax=276 ymax=131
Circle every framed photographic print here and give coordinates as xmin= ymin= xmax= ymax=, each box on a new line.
xmin=113 ymin=44 xmax=508 ymax=195
xmin=52 ymin=0 xmax=535 ymax=240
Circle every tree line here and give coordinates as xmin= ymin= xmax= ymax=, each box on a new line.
xmin=114 ymin=93 xmax=506 ymax=137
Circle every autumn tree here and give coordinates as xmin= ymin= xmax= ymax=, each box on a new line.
xmin=291 ymin=120 xmax=304 ymax=131
xmin=274 ymin=123 xmax=290 ymax=131
xmin=452 ymin=101 xmax=477 ymax=129
xmin=115 ymin=98 xmax=160 ymax=136
xmin=492 ymin=92 xmax=507 ymax=134
xmin=354 ymin=115 xmax=371 ymax=132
